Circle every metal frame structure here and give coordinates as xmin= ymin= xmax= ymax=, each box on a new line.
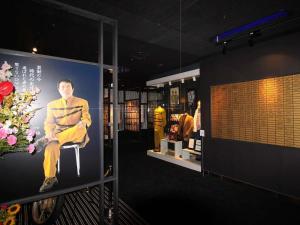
xmin=3 ymin=0 xmax=119 ymax=224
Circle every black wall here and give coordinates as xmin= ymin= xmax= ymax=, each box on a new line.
xmin=199 ymin=31 xmax=300 ymax=197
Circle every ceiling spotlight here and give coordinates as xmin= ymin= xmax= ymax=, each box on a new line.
xmin=192 ymin=76 xmax=196 ymax=82
xmin=110 ymin=83 xmax=113 ymax=88
xmin=181 ymin=79 xmax=184 ymax=84
xmin=169 ymin=81 xmax=172 ymax=86
xmin=32 ymin=47 xmax=37 ymax=54
xmin=156 ymin=84 xmax=160 ymax=88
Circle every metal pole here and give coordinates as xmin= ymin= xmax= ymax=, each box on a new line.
xmin=35 ymin=0 xmax=116 ymax=24
xmin=139 ymin=90 xmax=142 ymax=132
xmin=201 ymin=136 xmax=204 ymax=177
xmin=112 ymin=21 xmax=119 ymax=225
xmin=98 ymin=21 xmax=105 ymax=225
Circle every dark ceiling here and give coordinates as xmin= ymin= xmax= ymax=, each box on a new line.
xmin=1 ymin=0 xmax=300 ymax=87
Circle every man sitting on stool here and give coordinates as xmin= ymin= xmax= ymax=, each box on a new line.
xmin=38 ymin=79 xmax=92 ymax=192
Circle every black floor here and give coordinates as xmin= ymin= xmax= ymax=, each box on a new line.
xmin=18 ymin=186 xmax=149 ymax=225
xmin=119 ymin=136 xmax=300 ymax=225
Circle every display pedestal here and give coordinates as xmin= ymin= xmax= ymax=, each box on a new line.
xmin=181 ymin=148 xmax=200 ymax=160
xmin=160 ymin=139 xmax=182 ymax=157
xmin=147 ymin=150 xmax=201 ymax=172
xmin=147 ymin=137 xmax=202 ymax=172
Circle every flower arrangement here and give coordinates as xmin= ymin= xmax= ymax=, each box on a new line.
xmin=0 ymin=203 xmax=21 ymax=225
xmin=0 ymin=61 xmax=41 ymax=157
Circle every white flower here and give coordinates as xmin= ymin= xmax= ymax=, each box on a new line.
xmin=6 ymin=128 xmax=13 ymax=134
xmin=26 ymin=135 xmax=33 ymax=142
xmin=4 ymin=120 xmax=12 ymax=128
xmin=5 ymin=71 xmax=12 ymax=79
xmin=12 ymin=127 xmax=18 ymax=134
xmin=35 ymin=87 xmax=41 ymax=94
xmin=0 ymin=70 xmax=6 ymax=81
xmin=1 ymin=61 xmax=12 ymax=71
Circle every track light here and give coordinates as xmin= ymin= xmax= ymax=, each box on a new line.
xmin=192 ymin=76 xmax=196 ymax=82
xmin=248 ymin=30 xmax=261 ymax=47
xmin=169 ymin=81 xmax=172 ymax=86
xmin=181 ymin=79 xmax=184 ymax=84
xmin=222 ymin=41 xmax=227 ymax=55
xmin=248 ymin=32 xmax=254 ymax=47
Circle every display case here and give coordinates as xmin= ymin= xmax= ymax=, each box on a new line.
xmin=104 ymin=87 xmax=125 ymax=139
xmin=145 ymin=68 xmax=204 ymax=173
xmin=125 ymin=99 xmax=140 ymax=131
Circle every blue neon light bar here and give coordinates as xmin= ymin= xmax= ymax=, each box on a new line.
xmin=215 ymin=10 xmax=288 ymax=43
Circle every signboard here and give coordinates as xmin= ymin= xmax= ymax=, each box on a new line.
xmin=0 ymin=49 xmax=101 ymax=204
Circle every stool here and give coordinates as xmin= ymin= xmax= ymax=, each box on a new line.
xmin=57 ymin=143 xmax=81 ymax=177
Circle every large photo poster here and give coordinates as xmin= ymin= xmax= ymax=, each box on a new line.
xmin=0 ymin=50 xmax=101 ymax=203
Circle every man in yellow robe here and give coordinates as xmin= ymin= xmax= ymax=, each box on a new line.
xmin=39 ymin=79 xmax=91 ymax=192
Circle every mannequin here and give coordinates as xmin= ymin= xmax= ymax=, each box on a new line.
xmin=193 ymin=100 xmax=201 ymax=132
xmin=193 ymin=100 xmax=202 ymax=161
xmin=168 ymin=114 xmax=179 ymax=141
xmin=178 ymin=112 xmax=194 ymax=144
xmin=153 ymin=105 xmax=166 ymax=151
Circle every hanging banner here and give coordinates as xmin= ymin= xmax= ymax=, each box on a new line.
xmin=0 ymin=49 xmax=100 ymax=204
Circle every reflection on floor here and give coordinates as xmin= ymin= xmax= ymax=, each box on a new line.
xmin=17 ymin=186 xmax=149 ymax=225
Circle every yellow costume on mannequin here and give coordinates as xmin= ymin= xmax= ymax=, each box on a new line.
xmin=153 ymin=106 xmax=166 ymax=151
xmin=43 ymin=97 xmax=91 ymax=178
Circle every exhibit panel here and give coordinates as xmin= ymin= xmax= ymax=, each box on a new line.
xmin=0 ymin=49 xmax=101 ymax=204
xmin=211 ymin=74 xmax=300 ymax=148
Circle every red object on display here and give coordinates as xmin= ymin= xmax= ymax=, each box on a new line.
xmin=0 ymin=81 xmax=14 ymax=96
xmin=0 ymin=94 xmax=3 ymax=103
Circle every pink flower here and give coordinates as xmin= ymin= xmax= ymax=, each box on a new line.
xmin=0 ymin=128 xmax=7 ymax=139
xmin=7 ymin=135 xmax=17 ymax=145
xmin=27 ymin=144 xmax=35 ymax=154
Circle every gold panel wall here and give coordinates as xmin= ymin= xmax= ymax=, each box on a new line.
xmin=211 ymin=74 xmax=300 ymax=148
